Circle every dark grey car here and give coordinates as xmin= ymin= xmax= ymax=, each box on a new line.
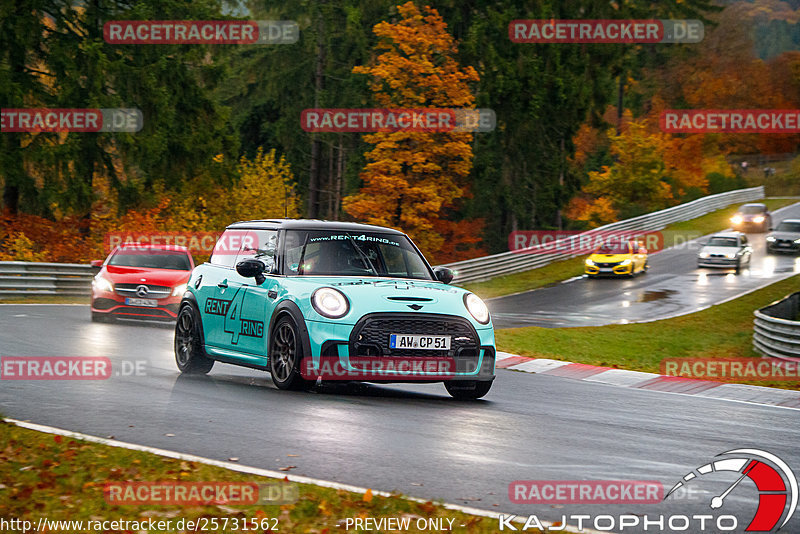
xmin=766 ymin=219 xmax=800 ymax=254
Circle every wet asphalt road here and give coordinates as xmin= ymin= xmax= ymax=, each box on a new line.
xmin=0 ymin=305 xmax=798 ymax=533
xmin=489 ymin=202 xmax=800 ymax=329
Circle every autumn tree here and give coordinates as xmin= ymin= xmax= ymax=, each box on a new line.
xmin=343 ymin=2 xmax=480 ymax=260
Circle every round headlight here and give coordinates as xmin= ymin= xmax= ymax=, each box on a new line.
xmin=311 ymin=287 xmax=349 ymax=319
xmin=172 ymin=283 xmax=188 ymax=296
xmin=464 ymin=293 xmax=490 ymax=324
xmin=93 ymin=275 xmax=113 ymax=292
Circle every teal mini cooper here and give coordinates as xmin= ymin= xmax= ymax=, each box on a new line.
xmin=174 ymin=220 xmax=496 ymax=399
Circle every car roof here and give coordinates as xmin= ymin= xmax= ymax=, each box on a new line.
xmin=777 ymin=218 xmax=800 ymax=224
xmin=117 ymin=244 xmax=190 ymax=252
xmin=710 ymin=232 xmax=742 ymax=239
xmin=739 ymin=203 xmax=766 ymax=209
xmin=226 ymin=218 xmax=406 ymax=235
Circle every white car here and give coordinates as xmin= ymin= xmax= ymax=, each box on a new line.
xmin=697 ymin=232 xmax=752 ymax=272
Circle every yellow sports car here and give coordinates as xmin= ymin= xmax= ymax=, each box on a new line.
xmin=584 ymin=240 xmax=649 ymax=278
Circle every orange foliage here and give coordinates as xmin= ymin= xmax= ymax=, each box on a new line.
xmin=343 ymin=2 xmax=483 ymax=262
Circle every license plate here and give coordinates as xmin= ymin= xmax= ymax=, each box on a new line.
xmin=125 ymin=298 xmax=158 ymax=307
xmin=598 ymin=268 xmax=613 ymax=272
xmin=390 ymin=334 xmax=451 ymax=350
xmin=779 ymin=243 xmax=790 ymax=247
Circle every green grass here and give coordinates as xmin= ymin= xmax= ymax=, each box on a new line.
xmin=0 ymin=420 xmax=518 ymax=534
xmin=0 ymin=295 xmax=87 ymax=304
xmin=465 ymin=197 xmax=799 ymax=299
xmin=496 ymin=274 xmax=800 ymax=390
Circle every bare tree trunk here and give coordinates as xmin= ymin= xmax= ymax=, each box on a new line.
xmin=333 ymin=135 xmax=343 ymax=220
xmin=307 ymin=1 xmax=326 ymax=218
xmin=557 ymin=136 xmax=565 ymax=230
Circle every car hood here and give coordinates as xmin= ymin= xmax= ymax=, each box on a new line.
xmin=588 ymin=253 xmax=631 ymax=262
xmin=280 ymin=277 xmax=489 ymax=328
xmin=699 ymin=246 xmax=738 ymax=256
xmin=769 ymin=232 xmax=800 ymax=240
xmin=103 ymin=265 xmax=191 ymax=286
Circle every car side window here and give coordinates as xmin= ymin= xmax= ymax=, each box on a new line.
xmin=236 ymin=230 xmax=278 ymax=273
xmin=209 ymin=229 xmax=249 ymax=268
xmin=741 ymin=235 xmax=748 ymax=246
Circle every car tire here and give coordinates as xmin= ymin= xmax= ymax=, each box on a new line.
xmin=269 ymin=316 xmax=314 ymax=391
xmin=174 ymin=303 xmax=215 ymax=374
xmin=444 ymin=380 xmax=492 ymax=400
xmin=735 ymin=259 xmax=742 ymax=274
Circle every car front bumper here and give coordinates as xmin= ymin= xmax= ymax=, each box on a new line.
xmin=697 ymin=257 xmax=738 ymax=268
xmin=302 ymin=312 xmax=496 ymax=382
xmin=585 ymin=263 xmax=634 ymax=276
xmin=91 ymin=291 xmax=181 ymax=320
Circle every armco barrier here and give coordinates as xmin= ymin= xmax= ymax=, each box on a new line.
xmin=0 ymin=261 xmax=97 ymax=297
xmin=753 ymin=292 xmax=800 ymax=360
xmin=442 ymin=186 xmax=765 ymax=283
xmin=0 ymin=186 xmax=767 ymax=296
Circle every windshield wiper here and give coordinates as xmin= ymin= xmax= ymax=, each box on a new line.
xmin=346 ymin=234 xmax=379 ymax=276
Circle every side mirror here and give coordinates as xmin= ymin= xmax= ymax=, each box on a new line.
xmin=236 ymin=258 xmax=267 ymax=285
xmin=769 ymin=227 xmax=774 ymax=231
xmin=433 ymin=266 xmax=454 ymax=284
xmin=90 ymin=260 xmax=103 ymax=267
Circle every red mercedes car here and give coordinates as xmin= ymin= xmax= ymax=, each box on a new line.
xmin=90 ymin=245 xmax=194 ymax=322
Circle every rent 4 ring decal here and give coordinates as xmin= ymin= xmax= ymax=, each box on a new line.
xmin=205 ymin=289 xmax=264 ymax=345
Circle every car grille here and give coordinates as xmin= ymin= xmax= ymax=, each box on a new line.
xmin=774 ymin=239 xmax=797 ymax=247
xmin=594 ymin=262 xmax=620 ymax=268
xmin=350 ymin=313 xmax=480 ymax=360
xmin=115 ymin=283 xmax=171 ymax=299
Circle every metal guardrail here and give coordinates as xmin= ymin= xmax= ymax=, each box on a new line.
xmin=442 ymin=186 xmax=765 ymax=283
xmin=0 ymin=261 xmax=97 ymax=297
xmin=753 ymin=292 xmax=800 ymax=360
xmin=0 ymin=186 xmax=766 ymax=296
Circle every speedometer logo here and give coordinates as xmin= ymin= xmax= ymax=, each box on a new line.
xmin=665 ymin=449 xmax=798 ymax=531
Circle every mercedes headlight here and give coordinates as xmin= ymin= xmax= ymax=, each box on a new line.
xmin=464 ymin=293 xmax=490 ymax=324
xmin=171 ymin=283 xmax=188 ymax=296
xmin=766 ymin=236 xmax=776 ymax=242
xmin=311 ymin=287 xmax=349 ymax=319
xmin=753 ymin=216 xmax=765 ymax=223
xmin=731 ymin=215 xmax=743 ymax=225
xmin=794 ymin=238 xmax=800 ymax=244
xmin=93 ymin=275 xmax=113 ymax=292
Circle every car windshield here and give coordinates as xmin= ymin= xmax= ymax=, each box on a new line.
xmin=707 ymin=237 xmax=739 ymax=247
xmin=282 ymin=230 xmax=433 ymax=279
xmin=775 ymin=222 xmax=800 ymax=233
xmin=596 ymin=242 xmax=630 ymax=254
xmin=739 ymin=205 xmax=765 ymax=214
xmin=108 ymin=250 xmax=192 ymax=270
